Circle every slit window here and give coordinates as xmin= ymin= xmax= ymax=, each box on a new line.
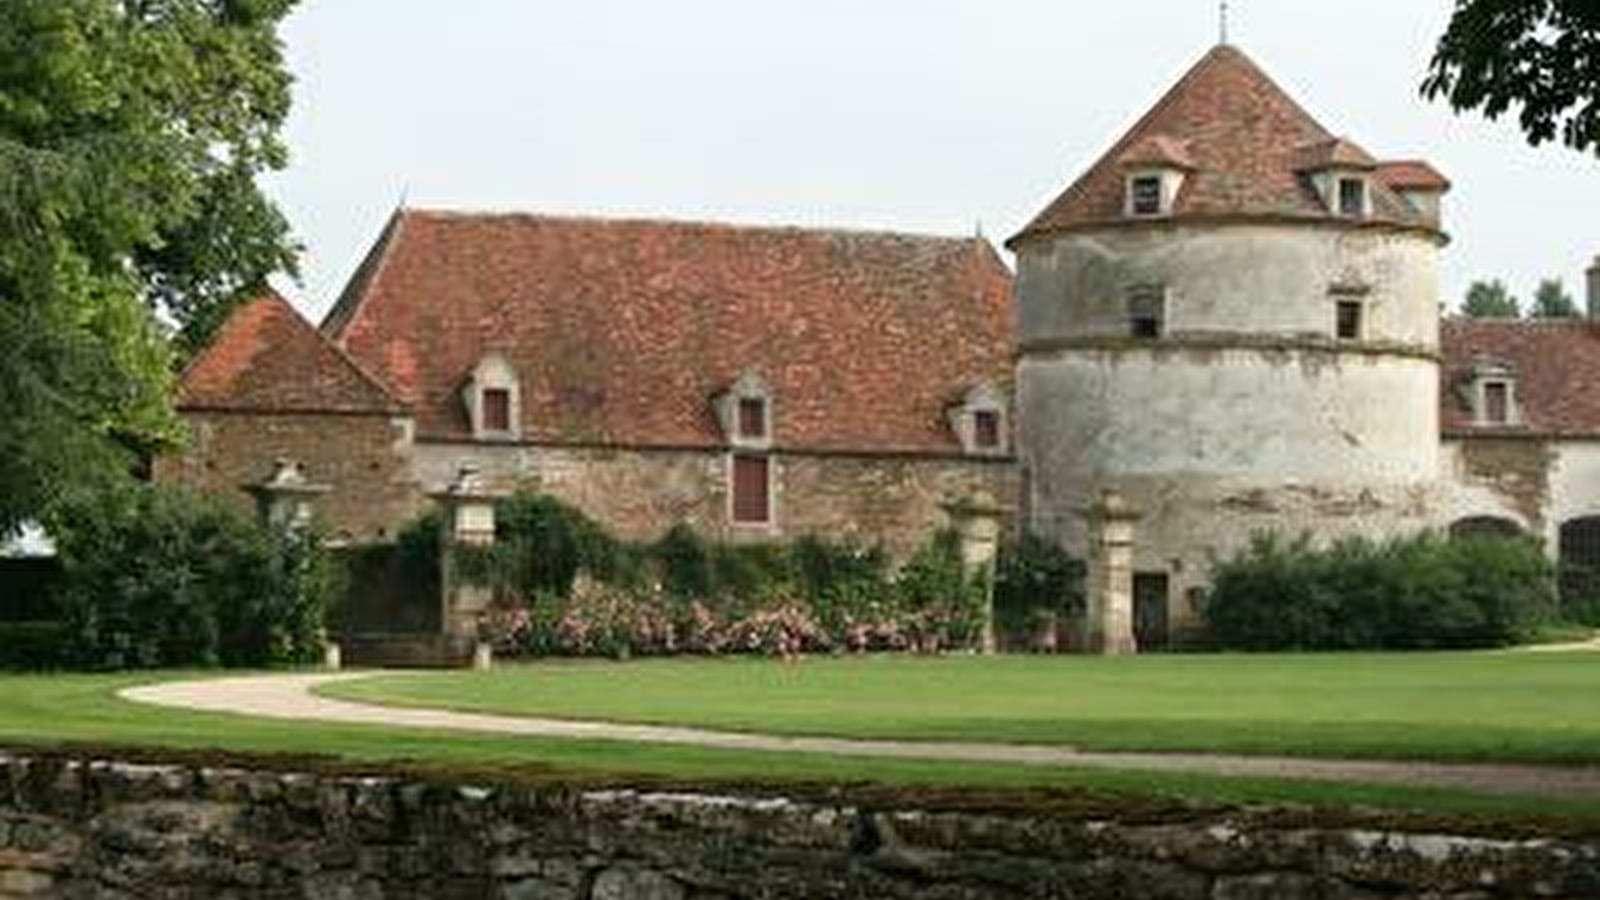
xmin=1335 ymin=300 xmax=1363 ymax=340
xmin=1129 ymin=176 xmax=1163 ymax=216
xmin=737 ymin=397 xmax=767 ymax=440
xmin=1127 ymin=286 xmax=1165 ymax=338
xmin=482 ymin=388 xmax=511 ymax=432
xmin=1338 ymin=177 xmax=1366 ymax=217
xmin=732 ymin=455 xmax=771 ymax=524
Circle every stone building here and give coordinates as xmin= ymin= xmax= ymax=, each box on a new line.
xmin=161 ymin=213 xmax=1017 ymax=559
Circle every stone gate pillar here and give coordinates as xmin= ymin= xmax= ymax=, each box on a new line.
xmin=1080 ymin=488 xmax=1140 ymax=655
xmin=430 ymin=465 xmax=502 ymax=663
xmin=245 ymin=458 xmax=330 ymax=532
xmin=944 ymin=494 xmax=1008 ymax=655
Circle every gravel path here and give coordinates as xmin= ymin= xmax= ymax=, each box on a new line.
xmin=120 ymin=672 xmax=1600 ymax=800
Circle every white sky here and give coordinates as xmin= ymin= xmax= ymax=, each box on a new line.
xmin=264 ymin=0 xmax=1600 ymax=321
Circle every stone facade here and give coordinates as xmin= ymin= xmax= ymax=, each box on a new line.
xmin=1 ymin=753 xmax=1596 ymax=900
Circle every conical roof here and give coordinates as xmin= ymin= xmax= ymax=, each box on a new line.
xmin=1008 ymin=45 xmax=1440 ymax=247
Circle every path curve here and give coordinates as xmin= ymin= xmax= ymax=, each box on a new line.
xmin=122 ymin=672 xmax=1600 ymax=800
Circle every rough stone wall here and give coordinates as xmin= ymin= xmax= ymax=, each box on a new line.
xmin=2 ymin=754 xmax=1596 ymax=900
xmin=1014 ymin=223 xmax=1443 ymax=633
xmin=411 ymin=442 xmax=1016 ymax=560
xmin=155 ymin=411 xmax=423 ymax=543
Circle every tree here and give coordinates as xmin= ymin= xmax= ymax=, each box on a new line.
xmin=0 ymin=0 xmax=299 ymax=535
xmin=1531 ymin=278 xmax=1581 ymax=318
xmin=1462 ymin=280 xmax=1521 ymax=318
xmin=1422 ymin=0 xmax=1600 ymax=157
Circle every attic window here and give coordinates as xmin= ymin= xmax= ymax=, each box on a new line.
xmin=1483 ymin=382 xmax=1509 ymax=425
xmin=948 ymin=381 xmax=1007 ymax=455
xmin=1466 ymin=357 xmax=1518 ymax=427
xmin=1127 ymin=285 xmax=1165 ymax=338
xmin=482 ymin=388 xmax=511 ymax=432
xmin=737 ymin=397 xmax=767 ymax=440
xmin=1338 ymin=177 xmax=1367 ymax=217
xmin=973 ymin=410 xmax=1000 ymax=449
xmin=1129 ymin=176 xmax=1164 ymax=216
xmin=1335 ymin=300 xmax=1363 ymax=340
xmin=717 ymin=370 xmax=773 ymax=449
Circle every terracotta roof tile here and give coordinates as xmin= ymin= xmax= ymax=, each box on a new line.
xmin=1376 ymin=160 xmax=1452 ymax=192
xmin=1441 ymin=318 xmax=1600 ymax=435
xmin=1118 ymin=135 xmax=1197 ymax=170
xmin=1291 ymin=137 xmax=1378 ymax=171
xmin=178 ymin=291 xmax=403 ymax=413
xmin=1010 ymin=44 xmax=1441 ymax=246
xmin=324 ymin=211 xmax=1014 ymax=453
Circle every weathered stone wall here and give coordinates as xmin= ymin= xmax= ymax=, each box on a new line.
xmin=1014 ymin=222 xmax=1443 ymax=633
xmin=1 ymin=753 xmax=1596 ymax=900
xmin=155 ymin=411 xmax=423 ymax=543
xmin=411 ymin=442 xmax=1016 ymax=560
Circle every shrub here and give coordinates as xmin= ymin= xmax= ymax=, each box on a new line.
xmin=993 ymin=532 xmax=1084 ymax=650
xmin=0 ymin=621 xmax=66 ymax=670
xmin=1204 ymin=530 xmax=1555 ymax=651
xmin=47 ymin=484 xmax=334 ymax=670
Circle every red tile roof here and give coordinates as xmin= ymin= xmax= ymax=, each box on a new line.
xmin=178 ymin=291 xmax=403 ymax=413
xmin=1441 ymin=318 xmax=1600 ymax=435
xmin=322 ymin=211 xmax=1014 ymax=453
xmin=1009 ymin=45 xmax=1442 ymax=246
xmin=1376 ymin=160 xmax=1452 ymax=192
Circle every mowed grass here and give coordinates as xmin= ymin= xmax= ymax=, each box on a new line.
xmin=321 ymin=651 xmax=1600 ymax=764
xmin=2 ymin=670 xmax=1600 ymax=821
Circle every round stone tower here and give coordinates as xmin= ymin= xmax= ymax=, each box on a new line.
xmin=1009 ymin=45 xmax=1450 ymax=645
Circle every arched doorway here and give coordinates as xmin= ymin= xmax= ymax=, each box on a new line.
xmin=1448 ymin=515 xmax=1523 ymax=541
xmin=1558 ymin=517 xmax=1600 ymax=624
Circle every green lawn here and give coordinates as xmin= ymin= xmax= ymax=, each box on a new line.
xmin=320 ymin=651 xmax=1600 ymax=764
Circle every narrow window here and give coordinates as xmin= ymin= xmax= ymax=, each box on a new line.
xmin=1129 ymin=176 xmax=1163 ymax=216
xmin=1335 ymin=300 xmax=1363 ymax=340
xmin=737 ymin=397 xmax=767 ymax=440
xmin=482 ymin=388 xmax=511 ymax=432
xmin=1127 ymin=286 xmax=1164 ymax=338
xmin=973 ymin=410 xmax=1000 ymax=449
xmin=1338 ymin=177 xmax=1366 ymax=217
xmin=732 ymin=455 xmax=770 ymax=524
xmin=1483 ymin=381 xmax=1509 ymax=425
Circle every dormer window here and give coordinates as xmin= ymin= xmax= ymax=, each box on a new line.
xmin=461 ymin=353 xmax=521 ymax=440
xmin=737 ymin=396 xmax=767 ymax=440
xmin=1465 ymin=356 xmax=1519 ymax=427
xmin=715 ymin=369 xmax=773 ymax=449
xmin=1337 ymin=177 xmax=1367 ymax=218
xmin=948 ymin=382 xmax=1008 ymax=456
xmin=1129 ymin=176 xmax=1163 ymax=216
xmin=1127 ymin=285 xmax=1165 ymax=338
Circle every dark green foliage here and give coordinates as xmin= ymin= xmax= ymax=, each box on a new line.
xmin=1461 ymin=279 xmax=1521 ymax=318
xmin=1556 ymin=561 xmax=1600 ymax=626
xmin=493 ymin=492 xmax=631 ymax=598
xmin=0 ymin=621 xmax=66 ymax=670
xmin=0 ymin=558 xmax=64 ymax=622
xmin=1205 ymin=531 xmax=1555 ymax=651
xmin=1423 ymin=0 xmax=1600 ymax=157
xmin=993 ymin=532 xmax=1085 ymax=649
xmin=46 ymin=484 xmax=332 ymax=670
xmin=652 ymin=524 xmax=715 ymax=600
xmin=896 ymin=529 xmax=986 ymax=649
xmin=1531 ymin=278 xmax=1580 ymax=318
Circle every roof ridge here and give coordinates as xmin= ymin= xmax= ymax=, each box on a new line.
xmin=321 ymin=207 xmax=409 ymax=341
xmin=398 ymin=207 xmax=991 ymax=245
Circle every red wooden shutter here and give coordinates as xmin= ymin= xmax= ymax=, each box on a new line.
xmin=732 ymin=456 xmax=770 ymax=523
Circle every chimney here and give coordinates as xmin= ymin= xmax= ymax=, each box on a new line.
xmin=1589 ymin=256 xmax=1600 ymax=320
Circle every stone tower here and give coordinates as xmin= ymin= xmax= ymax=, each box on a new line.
xmin=1009 ymin=45 xmax=1450 ymax=644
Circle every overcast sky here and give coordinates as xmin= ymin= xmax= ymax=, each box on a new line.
xmin=263 ymin=0 xmax=1600 ymax=322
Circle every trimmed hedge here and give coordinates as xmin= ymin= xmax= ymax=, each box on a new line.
xmin=1204 ymin=531 xmax=1555 ymax=650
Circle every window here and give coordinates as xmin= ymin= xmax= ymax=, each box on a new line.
xmin=1335 ymin=300 xmax=1363 ymax=340
xmin=1337 ymin=177 xmax=1366 ymax=217
xmin=737 ymin=397 xmax=766 ymax=440
xmin=731 ymin=455 xmax=770 ymax=524
xmin=1127 ymin=286 xmax=1164 ymax=338
xmin=1483 ymin=381 xmax=1509 ymax=424
xmin=482 ymin=388 xmax=511 ymax=432
xmin=1129 ymin=176 xmax=1163 ymax=216
xmin=973 ymin=410 xmax=1000 ymax=449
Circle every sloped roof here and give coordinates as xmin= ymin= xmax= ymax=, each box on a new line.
xmin=1010 ymin=44 xmax=1441 ymax=246
xmin=178 ymin=291 xmax=403 ymax=413
xmin=1376 ymin=160 xmax=1451 ymax=192
xmin=1441 ymin=318 xmax=1600 ymax=435
xmin=322 ymin=210 xmax=1014 ymax=453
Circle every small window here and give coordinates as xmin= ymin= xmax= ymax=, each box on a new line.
xmin=737 ymin=397 xmax=767 ymax=440
xmin=1129 ymin=176 xmax=1163 ymax=216
xmin=1335 ymin=300 xmax=1363 ymax=340
xmin=973 ymin=410 xmax=1000 ymax=449
xmin=1483 ymin=381 xmax=1509 ymax=425
xmin=1338 ymin=178 xmax=1366 ymax=217
xmin=482 ymin=388 xmax=511 ymax=432
xmin=1127 ymin=286 xmax=1164 ymax=338
xmin=732 ymin=455 xmax=770 ymax=524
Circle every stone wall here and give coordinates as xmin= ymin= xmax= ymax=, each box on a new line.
xmin=1 ymin=753 xmax=1596 ymax=899
xmin=412 ymin=441 xmax=1017 ymax=560
xmin=155 ymin=411 xmax=422 ymax=543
